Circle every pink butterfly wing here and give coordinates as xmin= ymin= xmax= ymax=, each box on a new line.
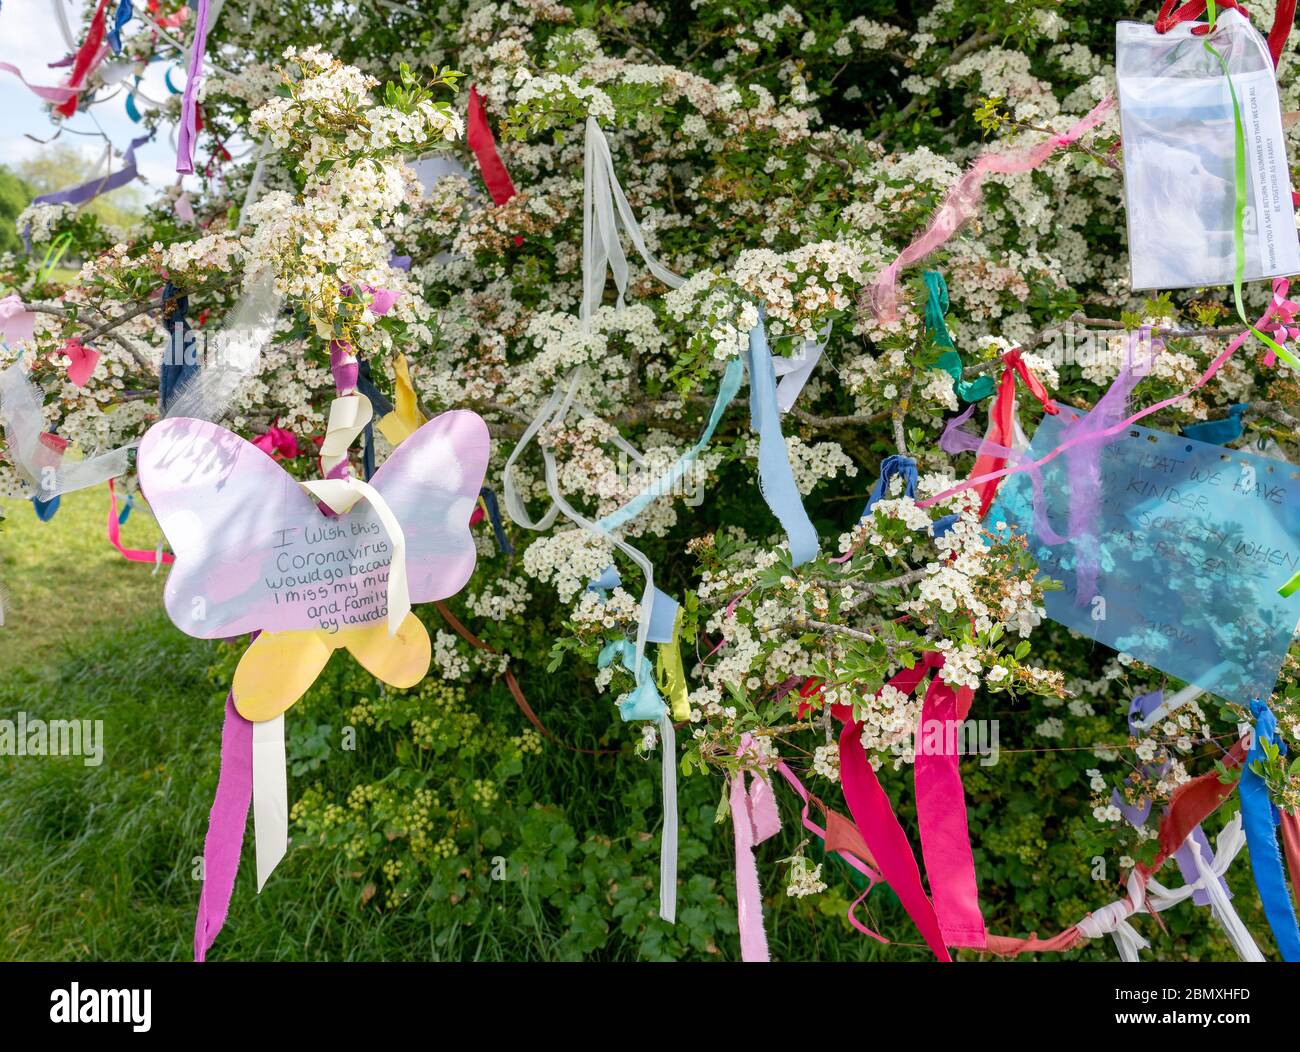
xmin=138 ymin=417 xmax=320 ymax=638
xmin=368 ymin=409 xmax=490 ymax=604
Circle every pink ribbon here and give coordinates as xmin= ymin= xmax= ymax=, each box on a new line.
xmin=0 ymin=294 xmax=36 ymax=345
xmin=194 ymin=692 xmax=254 ymax=962
xmin=867 ymin=95 xmax=1115 ymax=322
xmin=251 ymin=424 xmax=300 ymax=459
xmin=107 ymin=479 xmax=175 ymax=564
xmin=773 ymin=761 xmax=888 ymax=943
xmin=0 ymin=61 xmax=80 ymax=103
xmin=63 ymin=338 xmax=99 ymax=387
xmin=732 ymin=734 xmax=782 ymax=962
xmin=914 ymin=671 xmax=986 ymax=948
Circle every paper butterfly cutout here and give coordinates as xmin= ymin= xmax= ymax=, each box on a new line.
xmin=139 ymin=411 xmax=490 ymax=719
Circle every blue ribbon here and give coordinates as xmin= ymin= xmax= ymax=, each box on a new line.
xmin=861 ymin=453 xmax=956 ymax=538
xmin=747 ymin=315 xmax=818 ymax=566
xmin=1182 ymin=403 xmax=1248 ymax=446
xmin=478 ymin=487 xmax=514 ymax=555
xmin=597 ymin=638 xmax=667 ymax=721
xmin=164 ymin=66 xmax=183 ymax=95
xmin=32 ymin=494 xmax=60 ymax=521
xmin=1240 ymin=698 xmax=1300 ymax=962
xmin=158 ymin=282 xmax=196 ymax=411
xmin=587 ymin=564 xmax=677 ymax=643
xmin=117 ymin=491 xmax=134 ymax=525
xmin=107 ymin=0 xmax=133 ymax=53
xmin=125 ymin=84 xmax=142 ymax=123
xmin=354 ymin=360 xmax=392 ymax=482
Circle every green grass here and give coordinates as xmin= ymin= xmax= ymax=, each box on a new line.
xmin=0 ymin=490 xmax=901 ymax=961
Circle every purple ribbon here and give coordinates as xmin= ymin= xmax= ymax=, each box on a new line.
xmin=1111 ymin=689 xmax=1226 ymax=907
xmin=33 ymin=133 xmax=151 ymax=209
xmin=175 ymin=0 xmax=210 ymax=174
xmin=943 ymin=330 xmax=1158 ymax=604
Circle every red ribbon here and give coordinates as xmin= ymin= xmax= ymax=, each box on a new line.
xmin=467 ymin=86 xmax=518 ymax=205
xmin=55 ymin=0 xmax=113 ymax=118
xmin=1155 ymin=0 xmax=1296 ymax=67
xmin=467 ymin=86 xmax=524 ymax=247
xmin=968 ymin=349 xmax=1058 ymax=520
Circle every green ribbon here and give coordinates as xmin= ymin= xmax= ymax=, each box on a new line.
xmin=924 ymin=271 xmax=996 ymax=402
xmin=1202 ymin=2 xmax=1300 ymax=371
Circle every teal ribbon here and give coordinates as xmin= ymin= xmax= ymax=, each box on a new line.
xmin=924 ymin=271 xmax=996 ymax=404
xmin=598 ymin=639 xmax=668 ymax=721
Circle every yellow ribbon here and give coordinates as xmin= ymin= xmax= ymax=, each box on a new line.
xmin=656 ymin=608 xmax=691 ymax=723
xmin=377 ymin=354 xmax=427 ymax=446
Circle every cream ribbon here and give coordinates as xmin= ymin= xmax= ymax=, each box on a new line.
xmin=251 ymin=714 xmax=287 ymax=891
xmin=299 ymin=474 xmax=409 ymax=637
xmin=1077 ymin=812 xmax=1253 ymax=961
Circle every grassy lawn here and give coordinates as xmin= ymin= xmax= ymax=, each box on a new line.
xmin=0 ymin=489 xmax=899 ymax=961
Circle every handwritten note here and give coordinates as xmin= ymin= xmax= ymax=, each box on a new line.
xmin=989 ymin=409 xmax=1300 ymax=704
xmin=265 ymin=517 xmax=392 ymax=632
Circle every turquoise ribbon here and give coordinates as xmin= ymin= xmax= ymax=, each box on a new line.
xmin=598 ymin=638 xmax=668 ymax=721
xmin=597 ymin=355 xmax=744 ymax=533
xmin=1181 ymin=403 xmax=1248 ymax=445
xmin=924 ymin=271 xmax=996 ymax=404
xmin=1240 ymin=698 xmax=1300 ymax=961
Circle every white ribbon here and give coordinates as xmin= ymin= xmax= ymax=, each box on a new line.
xmin=772 ymin=323 xmax=832 ymax=412
xmin=1078 ymin=813 xmax=1254 ymax=961
xmin=299 ymin=474 xmax=409 ymax=636
xmin=581 ymin=117 xmax=684 ymax=322
xmin=251 ymin=713 xmax=288 ymax=891
xmin=0 ymin=363 xmax=131 ymax=498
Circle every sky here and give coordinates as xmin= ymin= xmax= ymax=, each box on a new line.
xmin=0 ymin=0 xmax=213 ymax=194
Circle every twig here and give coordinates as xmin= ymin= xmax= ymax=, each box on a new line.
xmin=24 ymin=303 xmax=155 ymax=373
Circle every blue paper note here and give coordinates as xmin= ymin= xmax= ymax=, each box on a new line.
xmin=989 ymin=409 xmax=1300 ymax=705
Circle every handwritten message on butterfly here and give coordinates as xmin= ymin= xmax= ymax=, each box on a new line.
xmin=990 ymin=410 xmax=1300 ymax=705
xmin=266 ymin=517 xmax=393 ymax=631
xmin=138 ymin=412 xmax=489 ymax=640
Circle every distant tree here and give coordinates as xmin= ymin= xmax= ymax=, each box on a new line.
xmin=0 ymin=166 xmax=32 ymax=255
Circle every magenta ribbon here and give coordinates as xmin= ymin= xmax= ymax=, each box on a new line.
xmin=175 ymin=0 xmax=211 ymax=174
xmin=914 ymin=672 xmax=986 ymax=948
xmin=194 ymin=692 xmax=253 ymax=962
xmin=732 ymin=734 xmax=782 ymax=962
xmin=835 ymin=657 xmax=952 ymax=960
